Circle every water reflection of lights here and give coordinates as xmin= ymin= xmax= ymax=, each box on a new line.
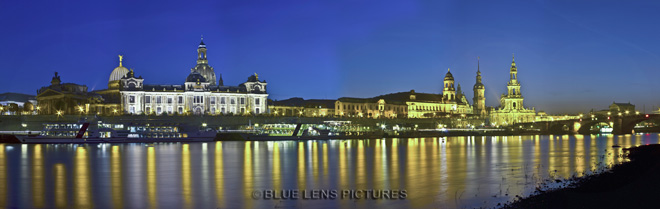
xmin=147 ymin=147 xmax=157 ymax=209
xmin=54 ymin=163 xmax=66 ymax=208
xmin=33 ymin=145 xmax=44 ymax=208
xmin=0 ymin=144 xmax=5 ymax=207
xmin=0 ymin=136 xmax=656 ymax=209
xmin=182 ymin=144 xmax=192 ymax=208
xmin=111 ymin=146 xmax=123 ymax=209
xmin=214 ymin=142 xmax=224 ymax=208
xmin=75 ymin=147 xmax=92 ymax=208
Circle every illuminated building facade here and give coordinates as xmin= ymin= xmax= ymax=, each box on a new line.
xmin=118 ymin=39 xmax=269 ymax=115
xmin=36 ymin=72 xmax=102 ymax=115
xmin=609 ymin=102 xmax=635 ymax=113
xmin=0 ymin=93 xmax=36 ymax=115
xmin=335 ymin=97 xmax=407 ymax=118
xmin=490 ymin=55 xmax=536 ymax=125
xmin=268 ymin=98 xmax=335 ymax=117
xmin=333 ymin=67 xmax=476 ymax=119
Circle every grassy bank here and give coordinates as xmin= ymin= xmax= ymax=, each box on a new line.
xmin=501 ymin=144 xmax=660 ymax=209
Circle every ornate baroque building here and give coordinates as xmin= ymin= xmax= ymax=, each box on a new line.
xmin=333 ymin=68 xmax=473 ymax=119
xmin=118 ymin=38 xmax=268 ymax=115
xmin=490 ymin=55 xmax=536 ymax=125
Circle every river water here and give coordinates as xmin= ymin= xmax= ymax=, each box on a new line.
xmin=0 ymin=134 xmax=658 ymax=209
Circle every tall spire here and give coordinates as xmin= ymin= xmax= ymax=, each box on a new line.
xmin=118 ymin=55 xmax=123 ymax=67
xmin=511 ymin=53 xmax=516 ymax=67
xmin=477 ymin=56 xmax=481 ymax=74
xmin=475 ymin=57 xmax=483 ymax=85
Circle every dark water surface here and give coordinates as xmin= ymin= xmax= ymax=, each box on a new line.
xmin=0 ymin=134 xmax=658 ymax=209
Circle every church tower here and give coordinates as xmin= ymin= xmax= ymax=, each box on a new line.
xmin=473 ymin=57 xmax=486 ymax=116
xmin=502 ymin=54 xmax=523 ymax=110
xmin=191 ymin=36 xmax=218 ymax=86
xmin=490 ymin=54 xmax=536 ymax=125
xmin=443 ymin=68 xmax=456 ymax=101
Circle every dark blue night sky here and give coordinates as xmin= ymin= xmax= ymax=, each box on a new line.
xmin=1 ymin=0 xmax=659 ymax=114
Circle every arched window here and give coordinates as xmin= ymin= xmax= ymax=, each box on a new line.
xmin=513 ymin=102 xmax=517 ymax=108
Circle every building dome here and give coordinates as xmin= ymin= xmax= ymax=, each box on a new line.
xmin=109 ymin=66 xmax=129 ymax=82
xmin=186 ymin=71 xmax=207 ymax=83
xmin=109 ymin=55 xmax=129 ymax=82
xmin=444 ymin=68 xmax=454 ymax=81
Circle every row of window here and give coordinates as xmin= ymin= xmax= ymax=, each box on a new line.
xmin=340 ymin=104 xmax=405 ymax=112
xmin=129 ymin=95 xmax=262 ymax=106
xmin=134 ymin=106 xmax=261 ymax=115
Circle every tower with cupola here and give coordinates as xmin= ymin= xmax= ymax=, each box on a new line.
xmin=473 ymin=57 xmax=486 ymax=116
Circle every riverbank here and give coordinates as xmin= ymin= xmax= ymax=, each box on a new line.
xmin=501 ymin=144 xmax=660 ymax=209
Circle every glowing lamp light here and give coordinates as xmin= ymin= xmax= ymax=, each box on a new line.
xmin=646 ymin=114 xmax=650 ymax=118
